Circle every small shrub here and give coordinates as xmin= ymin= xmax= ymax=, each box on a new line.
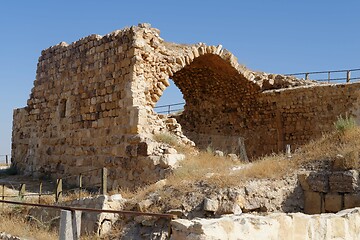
xmin=334 ymin=114 xmax=356 ymax=132
xmin=153 ymin=133 xmax=178 ymax=147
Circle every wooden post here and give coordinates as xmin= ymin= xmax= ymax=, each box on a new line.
xmin=238 ymin=137 xmax=248 ymax=162
xmin=78 ymin=174 xmax=82 ymax=200
xmin=55 ymin=179 xmax=63 ymax=203
xmin=305 ymin=73 xmax=309 ymax=80
xmin=19 ymin=184 xmax=25 ymax=199
xmin=101 ymin=168 xmax=107 ymax=195
xmin=347 ymin=70 xmax=351 ymax=82
xmin=39 ymin=182 xmax=42 ymax=204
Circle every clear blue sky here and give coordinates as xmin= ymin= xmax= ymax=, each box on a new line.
xmin=0 ymin=1 xmax=359 ymax=156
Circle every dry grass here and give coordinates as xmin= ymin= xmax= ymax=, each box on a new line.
xmin=118 ymin=125 xmax=360 ymax=213
xmin=163 ymin=125 xmax=360 ymax=190
xmin=0 ymin=211 xmax=58 ymax=240
xmin=167 ymin=151 xmax=237 ymax=187
xmin=153 ymin=132 xmax=197 ymax=154
xmin=2 ymin=124 xmax=359 ymax=239
xmin=153 ymin=133 xmax=179 ymax=146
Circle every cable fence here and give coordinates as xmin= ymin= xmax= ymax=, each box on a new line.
xmin=0 ymin=167 xmax=108 ymax=204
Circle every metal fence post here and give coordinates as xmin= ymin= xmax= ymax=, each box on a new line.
xmin=101 ymin=168 xmax=107 ymax=195
xmin=328 ymin=72 xmax=331 ymax=83
xmin=347 ymin=70 xmax=351 ymax=82
xmin=19 ymin=184 xmax=25 ymax=199
xmin=56 ymin=178 xmax=63 ymax=203
xmin=5 ymin=155 xmax=8 ymax=166
xmin=305 ymin=73 xmax=309 ymax=80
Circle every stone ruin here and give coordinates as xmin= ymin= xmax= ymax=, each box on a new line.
xmin=11 ymin=23 xmax=360 ymax=189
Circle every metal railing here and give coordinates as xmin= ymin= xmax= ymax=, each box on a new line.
xmin=154 ymin=102 xmax=185 ymax=114
xmin=285 ymin=68 xmax=360 ymax=83
xmin=153 ymin=68 xmax=360 ymax=114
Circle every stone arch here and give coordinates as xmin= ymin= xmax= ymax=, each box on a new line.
xmin=145 ymin=43 xmax=263 ymax=155
xmin=147 ymin=43 xmax=261 ymax=109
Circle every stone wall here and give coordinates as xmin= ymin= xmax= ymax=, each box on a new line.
xmin=12 ymin=23 xmax=360 ymax=188
xmin=171 ymin=208 xmax=360 ymax=240
xmin=11 ymin=24 xmax=183 ymax=189
xmin=300 ymin=160 xmax=360 ymax=214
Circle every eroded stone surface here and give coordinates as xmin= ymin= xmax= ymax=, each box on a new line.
xmin=171 ymin=208 xmax=360 ymax=240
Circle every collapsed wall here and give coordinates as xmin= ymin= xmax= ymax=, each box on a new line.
xmin=11 ymin=23 xmax=360 ymax=189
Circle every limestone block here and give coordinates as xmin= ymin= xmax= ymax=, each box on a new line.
xmin=291 ymin=213 xmax=312 ymax=239
xmin=164 ymin=147 xmax=177 ymax=154
xmin=325 ymin=216 xmax=348 ymax=239
xmin=159 ymin=154 xmax=185 ymax=168
xmin=337 ymin=208 xmax=360 ymax=238
xmin=344 ymin=193 xmax=360 ymax=209
xmin=214 ymin=150 xmax=224 ymax=157
xmin=329 ymin=170 xmax=359 ymax=193
xmin=203 ymin=197 xmax=219 ymax=212
xmin=304 ymin=191 xmax=323 ymax=214
xmin=298 ymin=172 xmax=310 ymax=191
xmin=216 ymin=201 xmax=242 ymax=215
xmin=324 ymin=193 xmax=342 ymax=213
xmin=137 ymin=199 xmax=153 ymax=212
xmin=333 ymin=153 xmax=359 ymax=171
xmin=137 ymin=141 xmax=156 ymax=156
xmin=307 ymin=172 xmax=329 ymax=193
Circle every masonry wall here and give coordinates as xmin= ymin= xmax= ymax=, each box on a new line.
xmin=11 ymin=26 xmax=167 ymax=189
xmin=175 ymin=83 xmax=360 ymax=157
xmin=12 ymin=23 xmax=360 ymax=189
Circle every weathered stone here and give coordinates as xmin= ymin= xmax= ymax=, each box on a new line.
xmin=137 ymin=199 xmax=153 ymax=212
xmin=134 ymin=215 xmax=156 ymax=226
xmin=214 ymin=150 xmax=224 ymax=157
xmin=171 ymin=209 xmax=360 ymax=240
xmin=329 ymin=170 xmax=359 ymax=193
xmin=304 ymin=191 xmax=323 ymax=214
xmin=333 ymin=152 xmax=359 ymax=171
xmin=159 ymin=154 xmax=185 ymax=168
xmin=298 ymin=172 xmax=310 ymax=191
xmin=307 ymin=172 xmax=329 ymax=193
xmin=344 ymin=193 xmax=360 ymax=209
xmin=227 ymin=153 xmax=239 ymax=161
xmin=216 ymin=202 xmax=242 ymax=215
xmin=324 ymin=193 xmax=343 ymax=213
xmin=203 ymin=197 xmax=219 ymax=212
